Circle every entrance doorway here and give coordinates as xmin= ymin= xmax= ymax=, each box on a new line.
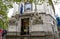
xmin=21 ymin=18 xmax=29 ymax=35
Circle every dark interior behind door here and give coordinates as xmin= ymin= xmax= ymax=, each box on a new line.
xmin=21 ymin=18 xmax=29 ymax=35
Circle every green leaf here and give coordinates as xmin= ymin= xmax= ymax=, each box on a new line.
xmin=0 ymin=19 xmax=4 ymax=29
xmin=48 ymin=0 xmax=52 ymax=5
xmin=12 ymin=0 xmax=21 ymax=2
xmin=30 ymin=0 xmax=33 ymax=3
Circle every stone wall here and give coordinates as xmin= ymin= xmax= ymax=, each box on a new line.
xmin=6 ymin=31 xmax=55 ymax=39
xmin=7 ymin=13 xmax=58 ymax=39
xmin=6 ymin=35 xmax=54 ymax=39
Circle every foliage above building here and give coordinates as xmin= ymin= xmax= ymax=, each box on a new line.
xmin=0 ymin=0 xmax=12 ymax=30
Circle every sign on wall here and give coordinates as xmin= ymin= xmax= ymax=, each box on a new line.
xmin=24 ymin=2 xmax=32 ymax=12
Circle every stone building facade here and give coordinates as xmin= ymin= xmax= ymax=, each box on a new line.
xmin=7 ymin=0 xmax=59 ymax=39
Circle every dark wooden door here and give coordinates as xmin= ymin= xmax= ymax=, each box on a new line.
xmin=21 ymin=18 xmax=29 ymax=35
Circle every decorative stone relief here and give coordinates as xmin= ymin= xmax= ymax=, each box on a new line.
xmin=32 ymin=16 xmax=43 ymax=25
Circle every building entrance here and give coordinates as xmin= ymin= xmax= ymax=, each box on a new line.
xmin=21 ymin=18 xmax=29 ymax=35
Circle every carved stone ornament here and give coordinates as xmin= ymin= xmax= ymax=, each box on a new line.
xmin=32 ymin=16 xmax=43 ymax=25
